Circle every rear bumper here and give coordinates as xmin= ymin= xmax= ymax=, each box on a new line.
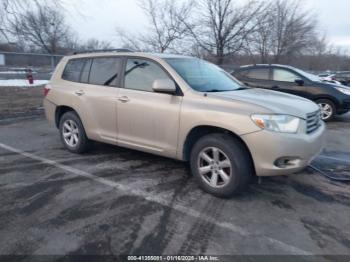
xmin=43 ymin=98 xmax=56 ymax=124
xmin=241 ymin=122 xmax=326 ymax=177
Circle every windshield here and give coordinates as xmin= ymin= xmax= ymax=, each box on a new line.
xmin=165 ymin=58 xmax=243 ymax=92
xmin=292 ymin=67 xmax=320 ymax=82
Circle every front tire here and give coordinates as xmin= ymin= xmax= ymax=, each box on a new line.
xmin=316 ymin=99 xmax=336 ymax=121
xmin=190 ymin=133 xmax=253 ymax=197
xmin=59 ymin=111 xmax=90 ymax=154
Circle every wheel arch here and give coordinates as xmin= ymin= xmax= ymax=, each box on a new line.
xmin=313 ymin=96 xmax=339 ymax=108
xmin=182 ymin=125 xmax=256 ymax=174
xmin=55 ymin=105 xmax=78 ymax=128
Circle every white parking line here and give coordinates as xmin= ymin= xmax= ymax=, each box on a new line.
xmin=318 ymin=155 xmax=350 ymax=164
xmin=0 ymin=142 xmax=312 ymax=255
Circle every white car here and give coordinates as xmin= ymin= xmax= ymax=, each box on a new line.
xmin=318 ymin=74 xmax=342 ymax=85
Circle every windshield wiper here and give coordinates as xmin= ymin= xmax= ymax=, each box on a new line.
xmin=204 ymin=89 xmax=222 ymax=92
xmin=204 ymin=87 xmax=247 ymax=92
xmin=235 ymin=87 xmax=248 ymax=90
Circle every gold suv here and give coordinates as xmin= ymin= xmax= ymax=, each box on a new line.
xmin=44 ymin=51 xmax=326 ymax=197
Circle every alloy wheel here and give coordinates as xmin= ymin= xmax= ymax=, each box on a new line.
xmin=318 ymin=102 xmax=333 ymax=120
xmin=62 ymin=119 xmax=79 ymax=147
xmin=197 ymin=147 xmax=232 ymax=188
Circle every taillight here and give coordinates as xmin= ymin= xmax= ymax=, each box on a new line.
xmin=44 ymin=85 xmax=51 ymax=97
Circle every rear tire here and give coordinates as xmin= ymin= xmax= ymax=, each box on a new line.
xmin=59 ymin=111 xmax=90 ymax=154
xmin=316 ymin=99 xmax=336 ymax=121
xmin=190 ymin=133 xmax=253 ymax=197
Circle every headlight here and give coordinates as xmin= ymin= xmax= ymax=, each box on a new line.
xmin=251 ymin=114 xmax=301 ymax=133
xmin=335 ymin=86 xmax=350 ymax=95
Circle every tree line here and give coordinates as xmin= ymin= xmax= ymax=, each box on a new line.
xmin=1 ymin=0 xmax=349 ymax=71
xmin=0 ymin=0 xmax=111 ymax=54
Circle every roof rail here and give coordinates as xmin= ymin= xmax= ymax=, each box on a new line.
xmin=72 ymin=48 xmax=134 ymax=55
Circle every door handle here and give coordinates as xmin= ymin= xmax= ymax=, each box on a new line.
xmin=117 ymin=96 xmax=130 ymax=103
xmin=272 ymin=86 xmax=279 ymax=89
xmin=75 ymin=90 xmax=85 ymax=96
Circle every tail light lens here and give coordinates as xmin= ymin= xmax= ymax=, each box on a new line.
xmin=44 ymin=85 xmax=51 ymax=97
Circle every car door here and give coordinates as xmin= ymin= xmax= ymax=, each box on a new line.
xmin=237 ymin=67 xmax=273 ymax=89
xmin=271 ymin=68 xmax=307 ymax=97
xmin=116 ymin=58 xmax=182 ymax=157
xmin=72 ymin=57 xmax=122 ymax=143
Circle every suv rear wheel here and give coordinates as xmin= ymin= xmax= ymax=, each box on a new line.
xmin=190 ymin=133 xmax=253 ymax=197
xmin=59 ymin=111 xmax=90 ymax=153
xmin=316 ymin=99 xmax=335 ymax=121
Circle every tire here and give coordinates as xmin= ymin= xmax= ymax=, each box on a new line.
xmin=59 ymin=111 xmax=91 ymax=153
xmin=190 ymin=133 xmax=253 ymax=197
xmin=316 ymin=99 xmax=336 ymax=122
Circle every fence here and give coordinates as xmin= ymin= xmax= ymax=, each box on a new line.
xmin=0 ymin=51 xmax=64 ymax=71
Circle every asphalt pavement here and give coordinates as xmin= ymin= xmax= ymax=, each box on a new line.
xmin=0 ymin=114 xmax=349 ymax=259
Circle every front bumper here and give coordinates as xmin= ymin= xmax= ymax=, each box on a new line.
xmin=241 ymin=122 xmax=326 ymax=177
xmin=338 ymin=98 xmax=350 ymax=111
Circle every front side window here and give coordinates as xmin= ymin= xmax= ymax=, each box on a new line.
xmin=89 ymin=57 xmax=122 ymax=86
xmin=273 ymin=69 xmax=301 ymax=82
xmin=165 ymin=58 xmax=242 ymax=92
xmin=124 ymin=59 xmax=171 ymax=92
xmin=244 ymin=68 xmax=270 ymax=80
xmin=62 ymin=59 xmax=85 ymax=82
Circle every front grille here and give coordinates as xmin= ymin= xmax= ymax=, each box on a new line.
xmin=306 ymin=110 xmax=322 ymax=134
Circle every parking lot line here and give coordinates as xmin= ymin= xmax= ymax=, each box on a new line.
xmin=0 ymin=141 xmax=312 ymax=255
xmin=318 ymin=155 xmax=350 ymax=164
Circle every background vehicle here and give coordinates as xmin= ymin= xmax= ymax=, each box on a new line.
xmin=232 ymin=64 xmax=350 ymax=121
xmin=318 ymin=73 xmax=342 ymax=85
xmin=334 ymin=72 xmax=350 ymax=86
xmin=44 ymin=52 xmax=325 ymax=197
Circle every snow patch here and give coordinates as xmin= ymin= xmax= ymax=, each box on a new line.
xmin=0 ymin=71 xmax=37 ymax=74
xmin=0 ymin=79 xmax=48 ymax=87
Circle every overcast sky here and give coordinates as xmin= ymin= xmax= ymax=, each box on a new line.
xmin=64 ymin=0 xmax=350 ymax=53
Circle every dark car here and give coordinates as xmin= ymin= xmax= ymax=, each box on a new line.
xmin=334 ymin=72 xmax=350 ymax=86
xmin=232 ymin=64 xmax=350 ymax=121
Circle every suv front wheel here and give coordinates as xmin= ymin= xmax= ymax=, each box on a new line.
xmin=59 ymin=111 xmax=91 ymax=153
xmin=190 ymin=133 xmax=253 ymax=197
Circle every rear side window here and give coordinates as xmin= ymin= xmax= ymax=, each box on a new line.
xmin=80 ymin=59 xmax=92 ymax=83
xmin=242 ymin=68 xmax=270 ymax=80
xmin=89 ymin=57 xmax=122 ymax=86
xmin=62 ymin=59 xmax=85 ymax=82
xmin=124 ymin=58 xmax=170 ymax=92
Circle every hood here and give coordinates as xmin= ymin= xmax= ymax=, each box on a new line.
xmin=208 ymin=88 xmax=319 ymax=119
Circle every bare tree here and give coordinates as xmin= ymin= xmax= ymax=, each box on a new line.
xmin=8 ymin=4 xmax=73 ymax=54
xmin=251 ymin=0 xmax=318 ymax=63
xmin=185 ymin=0 xmax=265 ymax=64
xmin=79 ymin=38 xmax=112 ymax=51
xmin=117 ymin=0 xmax=193 ymax=53
xmin=116 ymin=27 xmax=145 ymax=51
xmin=0 ymin=0 xmax=66 ymax=40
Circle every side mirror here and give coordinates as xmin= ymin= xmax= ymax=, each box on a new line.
xmin=152 ymin=79 xmax=176 ymax=93
xmin=295 ymin=79 xmax=304 ymax=86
